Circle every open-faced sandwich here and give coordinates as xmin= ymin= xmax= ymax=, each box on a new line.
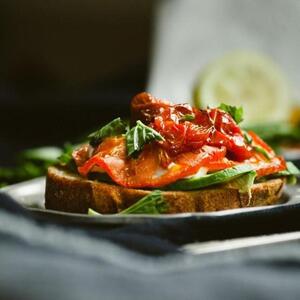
xmin=45 ymin=92 xmax=299 ymax=214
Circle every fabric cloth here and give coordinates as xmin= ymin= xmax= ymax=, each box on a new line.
xmin=2 ymin=192 xmax=300 ymax=299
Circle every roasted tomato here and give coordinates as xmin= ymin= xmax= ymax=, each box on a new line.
xmin=207 ymin=108 xmax=252 ymax=161
xmin=76 ymin=93 xmax=287 ymax=187
xmin=130 ymin=92 xmax=170 ymax=124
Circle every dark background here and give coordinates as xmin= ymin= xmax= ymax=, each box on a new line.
xmin=0 ymin=0 xmax=155 ymax=165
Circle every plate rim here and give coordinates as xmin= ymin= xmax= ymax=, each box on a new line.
xmin=1 ymin=176 xmax=299 ymax=222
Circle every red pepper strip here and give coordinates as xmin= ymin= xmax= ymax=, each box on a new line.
xmin=245 ymin=131 xmax=286 ymax=176
xmin=247 ymin=131 xmax=275 ymax=155
xmin=78 ymin=137 xmax=227 ymax=188
xmin=247 ymin=155 xmax=286 ymax=177
xmin=203 ymin=159 xmax=237 ymax=172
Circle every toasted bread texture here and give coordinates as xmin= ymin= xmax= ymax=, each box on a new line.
xmin=45 ymin=166 xmax=285 ymax=214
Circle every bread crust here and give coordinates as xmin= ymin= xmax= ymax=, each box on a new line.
xmin=45 ymin=166 xmax=285 ymax=214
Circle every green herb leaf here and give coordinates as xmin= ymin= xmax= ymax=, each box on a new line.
xmin=88 ymin=118 xmax=128 ymax=147
xmin=273 ymin=161 xmax=300 ymax=177
xmin=260 ymin=161 xmax=299 ymax=185
xmin=245 ymin=123 xmax=300 ymax=149
xmin=87 ymin=191 xmax=168 ymax=215
xmin=286 ymin=175 xmax=297 ymax=185
xmin=0 ymin=146 xmax=65 ymax=186
xmin=221 ymin=170 xmax=257 ymax=198
xmin=181 ymin=114 xmax=195 ymax=121
xmin=0 ymin=182 xmax=7 ymax=188
xmin=242 ymin=130 xmax=271 ymax=159
xmin=88 ymin=208 xmax=102 ymax=216
xmin=218 ymin=103 xmax=244 ymax=124
xmin=120 ymin=190 xmax=168 ymax=214
xmin=243 ymin=131 xmax=253 ymax=145
xmin=253 ymin=145 xmax=271 ymax=160
xmin=126 ymin=120 xmax=164 ymax=156
xmin=57 ymin=143 xmax=75 ymax=165
xmin=282 ymin=161 xmax=300 ymax=176
xmin=0 ymin=161 xmax=46 ymax=186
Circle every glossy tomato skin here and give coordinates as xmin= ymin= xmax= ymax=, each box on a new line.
xmin=152 ymin=116 xmax=212 ymax=156
xmin=131 ymin=94 xmax=284 ymax=169
xmin=130 ymin=92 xmax=170 ymax=124
xmin=209 ymin=108 xmax=241 ymax=135
xmin=76 ymin=94 xmax=288 ymax=188
xmin=150 ymin=103 xmax=252 ymax=161
xmin=206 ymin=109 xmax=252 ymax=161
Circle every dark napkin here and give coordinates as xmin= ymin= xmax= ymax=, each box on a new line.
xmin=2 ymin=192 xmax=300 ymax=299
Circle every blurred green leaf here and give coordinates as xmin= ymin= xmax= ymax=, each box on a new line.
xmin=0 ymin=146 xmax=68 ymax=186
xmin=20 ymin=147 xmax=62 ymax=162
xmin=218 ymin=103 xmax=244 ymax=124
xmin=245 ymin=123 xmax=300 ymax=148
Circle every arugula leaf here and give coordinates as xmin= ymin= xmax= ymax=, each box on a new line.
xmin=0 ymin=182 xmax=7 ymax=188
xmin=274 ymin=161 xmax=299 ymax=184
xmin=218 ymin=103 xmax=244 ymax=124
xmin=0 ymin=161 xmax=46 ymax=186
xmin=286 ymin=176 xmax=297 ymax=185
xmin=260 ymin=161 xmax=299 ymax=185
xmin=221 ymin=171 xmax=257 ymax=199
xmin=120 ymin=190 xmax=168 ymax=214
xmin=243 ymin=130 xmax=271 ymax=159
xmin=181 ymin=114 xmax=195 ymax=121
xmin=87 ymin=191 xmax=168 ymax=215
xmin=253 ymin=145 xmax=271 ymax=160
xmin=126 ymin=121 xmax=164 ymax=156
xmin=243 ymin=131 xmax=253 ymax=145
xmin=57 ymin=143 xmax=74 ymax=165
xmin=56 ymin=143 xmax=79 ymax=173
xmin=88 ymin=208 xmax=102 ymax=216
xmin=0 ymin=146 xmax=65 ymax=187
xmin=88 ymin=118 xmax=128 ymax=147
xmin=279 ymin=161 xmax=300 ymax=176
xmin=245 ymin=123 xmax=300 ymax=149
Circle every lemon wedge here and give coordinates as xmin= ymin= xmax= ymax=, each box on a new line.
xmin=193 ymin=51 xmax=290 ymax=126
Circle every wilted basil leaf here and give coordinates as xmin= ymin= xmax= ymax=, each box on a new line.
xmin=126 ymin=120 xmax=164 ymax=156
xmin=88 ymin=118 xmax=128 ymax=147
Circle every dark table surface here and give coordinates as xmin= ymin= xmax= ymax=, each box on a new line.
xmin=2 ymin=89 xmax=300 ymax=299
xmin=2 ymin=189 xmax=300 ymax=300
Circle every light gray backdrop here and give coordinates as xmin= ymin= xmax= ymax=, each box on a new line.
xmin=148 ymin=0 xmax=300 ymax=103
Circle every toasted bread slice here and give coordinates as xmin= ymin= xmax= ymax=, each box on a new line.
xmin=45 ymin=166 xmax=285 ymax=214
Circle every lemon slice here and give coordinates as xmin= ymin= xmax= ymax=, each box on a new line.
xmin=193 ymin=51 xmax=290 ymax=126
